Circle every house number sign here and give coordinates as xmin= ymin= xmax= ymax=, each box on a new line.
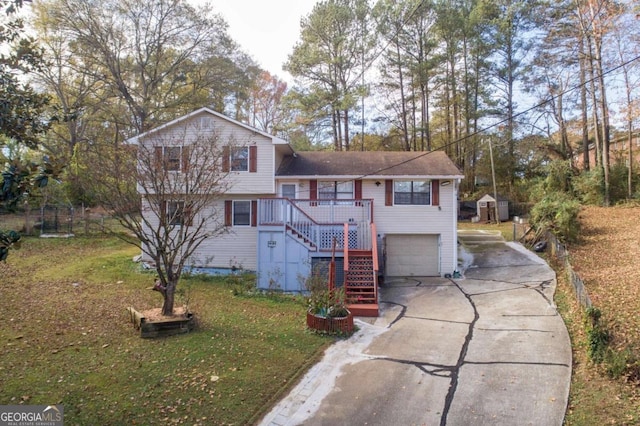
xmin=267 ymin=240 xmax=277 ymax=248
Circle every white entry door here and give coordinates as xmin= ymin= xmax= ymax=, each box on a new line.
xmin=281 ymin=184 xmax=296 ymax=199
xmin=280 ymin=184 xmax=297 ymax=223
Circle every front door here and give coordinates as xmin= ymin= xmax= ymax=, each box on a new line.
xmin=281 ymin=184 xmax=296 ymax=199
xmin=280 ymin=184 xmax=297 ymax=223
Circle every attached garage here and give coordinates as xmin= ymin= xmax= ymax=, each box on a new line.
xmin=385 ymin=234 xmax=440 ymax=277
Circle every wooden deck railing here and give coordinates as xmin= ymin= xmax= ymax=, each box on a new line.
xmin=259 ymin=198 xmax=372 ymax=251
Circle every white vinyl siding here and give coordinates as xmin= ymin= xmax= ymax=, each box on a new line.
xmin=185 ymin=199 xmax=258 ymax=270
xmin=362 ymin=179 xmax=458 ymax=276
xmin=139 ymin=111 xmax=276 ymax=195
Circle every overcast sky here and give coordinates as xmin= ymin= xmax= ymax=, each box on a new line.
xmin=190 ymin=1 xmax=319 ymax=81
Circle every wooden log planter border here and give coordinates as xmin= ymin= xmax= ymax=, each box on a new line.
xmin=306 ymin=310 xmax=354 ymax=335
xmin=127 ymin=307 xmax=195 ymax=338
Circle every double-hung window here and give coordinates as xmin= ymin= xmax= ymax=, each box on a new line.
xmin=155 ymin=146 xmax=184 ymax=172
xmin=232 ymin=200 xmax=251 ymax=226
xmin=166 ymin=201 xmax=185 ymax=226
xmin=394 ymin=180 xmax=431 ymax=205
xmin=318 ymin=181 xmax=353 ymax=201
xmin=230 ymin=147 xmax=249 ymax=172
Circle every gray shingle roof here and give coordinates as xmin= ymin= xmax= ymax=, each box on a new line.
xmin=276 ymin=151 xmax=463 ymax=178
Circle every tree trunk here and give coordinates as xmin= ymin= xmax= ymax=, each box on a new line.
xmin=579 ymin=36 xmax=590 ymax=171
xmin=162 ymin=280 xmax=177 ymax=316
xmin=594 ymin=34 xmax=610 ymax=206
xmin=396 ymin=41 xmax=410 ymax=151
xmin=343 ymin=109 xmax=350 ymax=151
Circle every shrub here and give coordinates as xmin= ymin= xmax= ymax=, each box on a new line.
xmin=584 ymin=307 xmax=610 ymax=364
xmin=530 ymin=192 xmax=581 ymax=243
xmin=573 ymin=169 xmax=604 ymax=205
xmin=305 ymin=268 xmax=350 ymax=318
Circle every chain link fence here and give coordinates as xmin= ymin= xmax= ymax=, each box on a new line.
xmin=0 ymin=204 xmax=116 ymax=236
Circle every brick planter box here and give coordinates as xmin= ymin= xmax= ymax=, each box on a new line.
xmin=306 ymin=310 xmax=354 ymax=335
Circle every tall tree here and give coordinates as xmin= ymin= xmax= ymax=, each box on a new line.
xmin=0 ymin=0 xmax=56 ymax=260
xmin=374 ymin=0 xmax=443 ymax=152
xmin=37 ymin=0 xmax=253 ymax=134
xmin=483 ymin=0 xmax=539 ymax=189
xmin=285 ymin=0 xmax=376 ymax=151
xmin=90 ymin=122 xmax=231 ymax=315
xmin=243 ymin=71 xmax=288 ymax=135
xmin=612 ymin=6 xmax=640 ymax=199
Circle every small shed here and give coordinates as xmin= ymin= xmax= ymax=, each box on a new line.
xmin=477 ymin=194 xmax=509 ymax=222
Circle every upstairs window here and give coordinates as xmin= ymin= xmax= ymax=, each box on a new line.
xmin=155 ymin=146 xmax=188 ymax=172
xmin=230 ymin=147 xmax=249 ymax=172
xmin=394 ymin=180 xmax=431 ymax=205
xmin=222 ymin=146 xmax=257 ymax=173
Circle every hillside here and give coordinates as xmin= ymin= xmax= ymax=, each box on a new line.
xmin=570 ymin=205 xmax=640 ymax=354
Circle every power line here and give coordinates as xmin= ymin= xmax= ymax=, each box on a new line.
xmin=351 ymin=52 xmax=640 ymax=181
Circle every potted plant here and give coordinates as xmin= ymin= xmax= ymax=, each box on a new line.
xmin=305 ymin=270 xmax=354 ymax=335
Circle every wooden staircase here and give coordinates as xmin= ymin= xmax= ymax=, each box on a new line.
xmin=345 ymin=249 xmax=379 ymax=317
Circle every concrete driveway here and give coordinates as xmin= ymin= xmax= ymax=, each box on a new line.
xmin=259 ymin=230 xmax=571 ymax=426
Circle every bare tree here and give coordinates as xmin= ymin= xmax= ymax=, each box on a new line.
xmin=90 ymin=119 xmax=232 ymax=315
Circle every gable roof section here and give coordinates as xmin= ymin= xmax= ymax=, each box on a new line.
xmin=276 ymin=151 xmax=463 ymax=179
xmin=124 ymin=107 xmax=290 ymax=147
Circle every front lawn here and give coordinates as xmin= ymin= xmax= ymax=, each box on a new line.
xmin=0 ymin=235 xmax=328 ymax=425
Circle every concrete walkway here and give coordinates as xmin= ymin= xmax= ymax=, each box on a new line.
xmin=259 ymin=231 xmax=571 ymax=426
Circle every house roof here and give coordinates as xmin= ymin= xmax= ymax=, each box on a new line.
xmin=276 ymin=151 xmax=463 ymax=179
xmin=478 ymin=193 xmax=509 ymax=202
xmin=124 ymin=107 xmax=290 ymax=147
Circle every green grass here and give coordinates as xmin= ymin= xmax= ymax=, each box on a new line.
xmin=0 ymin=236 xmax=328 ymax=425
xmin=457 ymin=220 xmax=516 ymax=241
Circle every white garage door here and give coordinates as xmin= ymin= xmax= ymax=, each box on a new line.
xmin=386 ymin=234 xmax=440 ymax=276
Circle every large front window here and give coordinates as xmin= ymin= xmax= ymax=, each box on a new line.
xmin=318 ymin=181 xmax=353 ymax=200
xmin=394 ymin=180 xmax=430 ymax=205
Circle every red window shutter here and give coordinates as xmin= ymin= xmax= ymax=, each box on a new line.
xmin=224 ymin=200 xmax=232 ymax=226
xmin=222 ymin=146 xmax=230 ymax=172
xmin=354 ymin=180 xmax=362 ymax=206
xmin=184 ymin=203 xmax=193 ymax=226
xmin=251 ymin=200 xmax=257 ymax=227
xmin=385 ymin=180 xmax=393 ymax=206
xmin=249 ymin=146 xmax=257 ymax=173
xmin=432 ymin=180 xmax=440 ymax=206
xmin=160 ymin=200 xmax=167 ymax=222
xmin=181 ymin=146 xmax=189 ymax=173
xmin=309 ymin=180 xmax=318 ymax=200
xmin=154 ymin=146 xmax=163 ymax=171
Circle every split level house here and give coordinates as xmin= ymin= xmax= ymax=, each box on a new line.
xmin=127 ymin=107 xmax=464 ymax=316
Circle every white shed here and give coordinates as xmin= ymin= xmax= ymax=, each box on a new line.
xmin=477 ymin=194 xmax=509 ymax=222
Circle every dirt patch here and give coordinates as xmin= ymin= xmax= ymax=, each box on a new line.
xmin=141 ymin=306 xmax=188 ymax=322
